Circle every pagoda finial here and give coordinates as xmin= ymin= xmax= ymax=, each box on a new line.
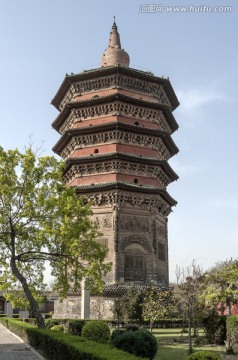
xmin=112 ymin=16 xmax=117 ymax=29
xmin=101 ymin=20 xmax=130 ymax=67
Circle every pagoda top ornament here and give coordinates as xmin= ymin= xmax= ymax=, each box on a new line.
xmin=101 ymin=17 xmax=130 ymax=67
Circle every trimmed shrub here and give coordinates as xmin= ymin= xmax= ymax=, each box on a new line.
xmin=112 ymin=329 xmax=158 ymax=359
xmin=45 ymin=318 xmax=60 ymax=329
xmin=51 ymin=325 xmax=65 ymax=332
xmin=67 ymin=320 xmax=86 ymax=336
xmin=81 ymin=320 xmax=110 ymax=344
xmin=202 ymin=315 xmax=226 ymax=345
xmin=187 ymin=351 xmax=221 ymax=360
xmin=226 ymin=315 xmax=238 ymax=354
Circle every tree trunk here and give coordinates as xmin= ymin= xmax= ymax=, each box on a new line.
xmin=188 ymin=312 xmax=193 ymax=354
xmin=193 ymin=320 xmax=197 ymax=337
xmin=226 ymin=298 xmax=231 ymax=317
xmin=10 ymin=257 xmax=45 ymax=328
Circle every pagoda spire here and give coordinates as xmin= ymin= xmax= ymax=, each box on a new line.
xmin=109 ymin=17 xmax=121 ymax=48
xmin=101 ymin=19 xmax=130 ymax=67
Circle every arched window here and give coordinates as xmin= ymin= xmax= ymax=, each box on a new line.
xmin=134 ymin=178 xmax=138 ymax=184
xmin=94 ymin=149 xmax=99 ymax=154
xmin=124 ymin=244 xmax=146 ymax=282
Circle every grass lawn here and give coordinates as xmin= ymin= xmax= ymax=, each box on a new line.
xmin=151 ymin=328 xmax=238 ymax=360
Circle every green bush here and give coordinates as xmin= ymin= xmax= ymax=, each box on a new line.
xmin=67 ymin=320 xmax=86 ymax=336
xmin=112 ymin=329 xmax=158 ymax=359
xmin=51 ymin=325 xmax=65 ymax=332
xmin=81 ymin=320 xmax=110 ymax=344
xmin=226 ymin=315 xmax=238 ymax=354
xmin=110 ymin=329 xmax=125 ymax=342
xmin=202 ymin=315 xmax=226 ymax=344
xmin=45 ymin=318 xmax=60 ymax=329
xmin=187 ymin=351 xmax=221 ymax=360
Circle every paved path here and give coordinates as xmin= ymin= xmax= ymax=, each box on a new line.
xmin=0 ymin=324 xmax=46 ymax=360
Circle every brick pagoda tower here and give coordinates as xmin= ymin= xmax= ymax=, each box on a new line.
xmin=51 ymin=20 xmax=179 ymax=287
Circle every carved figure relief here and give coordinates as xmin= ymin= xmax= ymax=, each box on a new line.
xmin=119 ymin=215 xmax=150 ymax=233
xmin=93 ymin=214 xmax=113 ymax=231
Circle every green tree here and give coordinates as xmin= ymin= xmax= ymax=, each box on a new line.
xmin=0 ymin=146 xmax=110 ymax=328
xmin=201 ymin=259 xmax=238 ymax=316
xmin=112 ymin=285 xmax=144 ymax=325
xmin=142 ymin=286 xmax=174 ymax=332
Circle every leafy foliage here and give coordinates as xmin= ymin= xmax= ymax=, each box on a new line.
xmin=112 ymin=328 xmax=158 ymax=359
xmin=81 ymin=320 xmax=110 ymax=343
xmin=0 ymin=146 xmax=110 ymax=327
xmin=201 ymin=259 xmax=238 ymax=316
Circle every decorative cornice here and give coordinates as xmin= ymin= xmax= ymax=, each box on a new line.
xmin=51 ymin=65 xmax=179 ymax=111
xmin=58 ymin=76 xmax=170 ymax=112
xmin=52 ymin=122 xmax=179 ymax=159
xmin=75 ymin=182 xmax=177 ymax=207
xmin=64 ymin=152 xmax=179 ymax=181
xmin=51 ymin=93 xmax=178 ymax=134
xmin=63 ymin=159 xmax=177 ymax=188
xmin=79 ymin=188 xmax=173 ymax=217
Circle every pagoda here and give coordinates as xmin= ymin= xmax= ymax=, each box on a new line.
xmin=51 ymin=20 xmax=179 ymax=287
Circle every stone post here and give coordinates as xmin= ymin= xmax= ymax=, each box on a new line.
xmin=81 ymin=278 xmax=90 ymax=319
xmin=6 ymin=302 xmax=13 ymax=318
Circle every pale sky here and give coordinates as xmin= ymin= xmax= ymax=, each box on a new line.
xmin=0 ymin=0 xmax=237 ymax=282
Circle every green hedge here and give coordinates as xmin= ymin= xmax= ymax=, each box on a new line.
xmin=0 ymin=318 xmax=145 ymax=360
xmin=187 ymin=351 xmax=221 ymax=360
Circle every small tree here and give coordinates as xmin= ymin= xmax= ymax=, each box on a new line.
xmin=0 ymin=146 xmax=110 ymax=328
xmin=122 ymin=285 xmax=144 ymax=324
xmin=142 ymin=286 xmax=174 ymax=332
xmin=174 ymin=261 xmax=205 ymax=354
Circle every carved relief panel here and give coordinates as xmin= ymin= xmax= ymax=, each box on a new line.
xmin=156 ymin=222 xmax=167 ymax=262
